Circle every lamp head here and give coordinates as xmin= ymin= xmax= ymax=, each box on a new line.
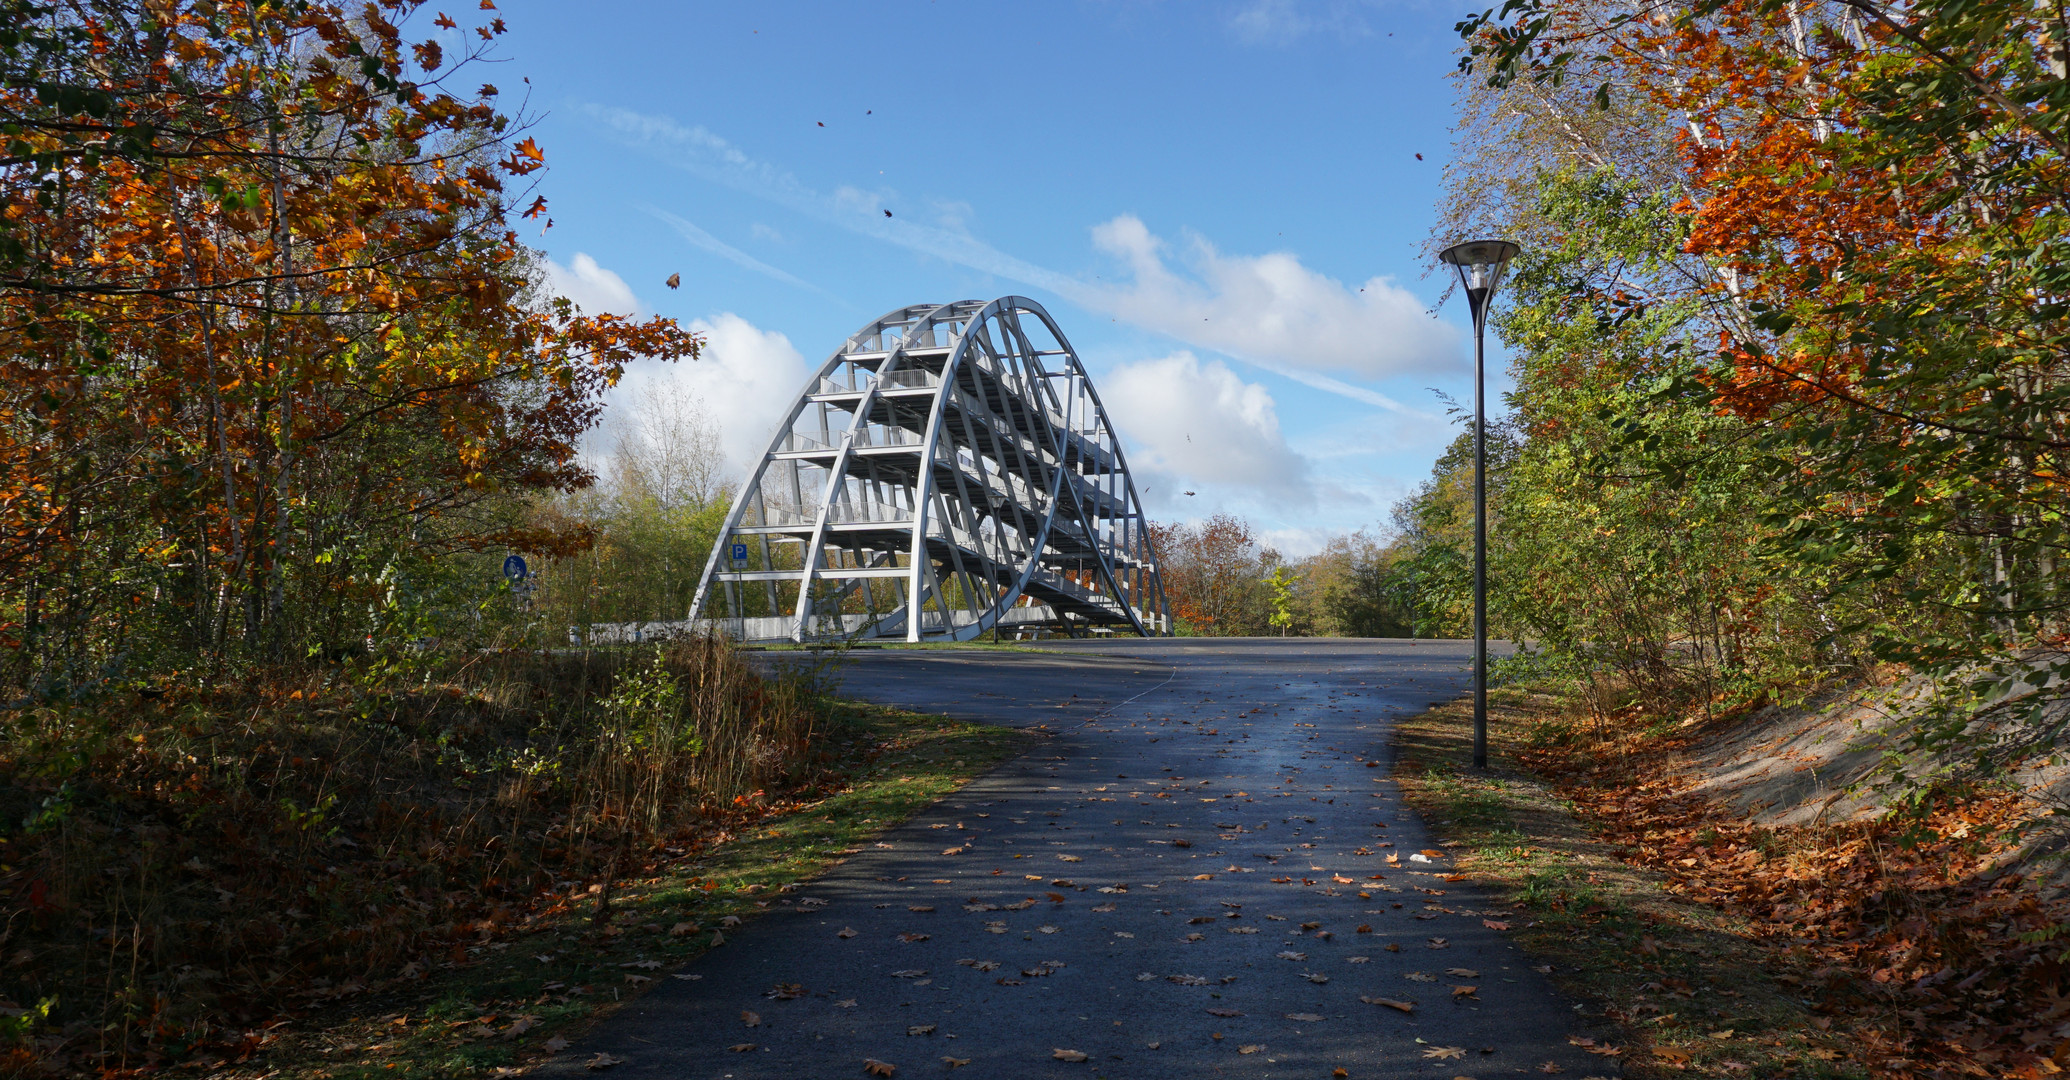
xmin=1439 ymin=239 xmax=1520 ymax=326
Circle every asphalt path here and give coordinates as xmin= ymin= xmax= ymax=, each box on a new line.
xmin=537 ymin=638 xmax=1614 ymax=1080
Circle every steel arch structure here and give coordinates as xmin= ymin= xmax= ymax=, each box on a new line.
xmin=687 ymin=297 xmax=1170 ymax=643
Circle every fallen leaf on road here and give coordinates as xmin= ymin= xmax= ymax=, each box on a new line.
xmin=1422 ymin=1046 xmax=1466 ymax=1060
xmin=1451 ymin=985 xmax=1479 ymax=998
xmin=720 ymin=915 xmax=743 ymax=927
xmin=1168 ymin=975 xmax=1211 ymax=986
xmin=668 ymin=974 xmax=700 ymax=981
xmin=1446 ymin=968 xmax=1480 ymax=978
xmin=1303 ymin=973 xmax=1329 ymax=984
xmin=1385 ymin=943 xmax=1401 ymax=952
xmin=1709 ymin=1030 xmax=1735 ymax=1039
xmin=766 ymin=982 xmax=805 ymax=1000
xmin=898 ymin=933 xmax=930 ymax=943
xmin=1053 ymin=1049 xmax=1089 ymax=1062
xmin=838 ymin=927 xmax=858 ymax=939
xmin=1038 ymin=925 xmax=1059 ymax=934
xmin=1333 ymin=1070 xmax=1348 ymax=1078
xmin=908 ymin=905 xmax=935 ymax=913
xmin=1286 ymin=1013 xmax=1324 ymax=1022
xmin=941 ymin=1057 xmax=969 ymax=1067
xmin=1360 ymin=997 xmax=1415 ymax=1012
xmin=1538 ymin=1063 xmax=1564 ymax=1074
xmin=623 ymin=974 xmax=651 ymax=985
xmin=1653 ymin=1047 xmax=1691 ymax=1064
xmin=1334 ymin=875 xmax=1355 ymax=884
xmin=1482 ymin=920 xmax=1511 ymax=931
xmin=1058 ymin=855 xmax=1082 ymax=862
xmin=586 ymin=1053 xmax=626 ymax=1070
xmin=1277 ymin=951 xmax=1307 ymax=961
xmin=741 ymin=1011 xmax=761 ymax=1027
xmin=1239 ymin=1044 xmax=1264 ymax=1054
xmin=1356 ymin=924 xmax=1372 ymax=933
xmin=1427 ymin=938 xmax=1449 ymax=949
xmin=863 ymin=1059 xmax=896 ymax=1076
xmin=835 ymin=999 xmax=856 ymax=1007
xmin=729 ymin=1043 xmax=755 ymax=1053
xmin=1347 ymin=956 xmax=1369 ymax=963
xmin=908 ymin=1025 xmax=935 ymax=1036
xmin=1207 ymin=1007 xmax=1244 ymax=1017
xmin=543 ymin=1036 xmax=570 ymax=1053
xmin=891 ymin=969 xmax=927 ymax=978
xmin=622 ymin=960 xmax=661 ymax=970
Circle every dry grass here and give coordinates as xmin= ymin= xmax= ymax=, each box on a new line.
xmin=0 ymin=637 xmax=899 ymax=1075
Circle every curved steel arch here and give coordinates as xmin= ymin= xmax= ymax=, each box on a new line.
xmin=687 ymin=297 xmax=1170 ymax=643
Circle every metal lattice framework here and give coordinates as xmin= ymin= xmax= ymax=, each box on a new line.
xmin=687 ymin=297 xmax=1170 ymax=643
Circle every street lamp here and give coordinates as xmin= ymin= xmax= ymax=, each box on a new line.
xmin=1439 ymin=239 xmax=1519 ymax=771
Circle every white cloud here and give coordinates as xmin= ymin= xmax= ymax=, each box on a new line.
xmin=1229 ymin=0 xmax=1375 ymax=44
xmin=606 ymin=313 xmax=811 ymax=477
xmin=1101 ymin=351 xmax=1316 ymax=509
xmin=1087 ymin=215 xmax=1458 ymax=383
xmin=582 ymin=105 xmax=1459 ymax=407
xmin=544 ymin=252 xmax=642 ymax=317
xmin=644 ymin=206 xmax=827 ymax=295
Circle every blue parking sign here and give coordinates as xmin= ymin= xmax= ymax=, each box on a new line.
xmin=730 ymin=543 xmax=749 ymax=567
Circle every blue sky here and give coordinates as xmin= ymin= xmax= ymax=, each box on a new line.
xmin=492 ymin=0 xmax=1502 ymax=555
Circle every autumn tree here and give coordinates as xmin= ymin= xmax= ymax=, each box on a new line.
xmin=0 ymin=0 xmax=696 ymax=686
xmin=1151 ymin=513 xmax=1275 ymax=635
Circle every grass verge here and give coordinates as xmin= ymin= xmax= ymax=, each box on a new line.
xmin=207 ymin=698 xmax=1031 ymax=1080
xmin=1393 ymin=689 xmax=1863 ymax=1080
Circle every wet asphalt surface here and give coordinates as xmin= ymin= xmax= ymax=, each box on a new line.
xmin=535 ymin=638 xmax=1614 ymax=1080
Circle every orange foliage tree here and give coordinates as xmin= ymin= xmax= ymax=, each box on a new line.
xmin=0 ymin=0 xmax=697 ymax=683
xmin=1151 ymin=513 xmax=1274 ymax=635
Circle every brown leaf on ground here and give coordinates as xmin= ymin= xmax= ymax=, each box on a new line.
xmin=1482 ymin=919 xmax=1511 ymax=931
xmin=1207 ymin=1007 xmax=1244 ymax=1017
xmin=1286 ymin=1013 xmax=1324 ymax=1022
xmin=908 ymin=905 xmax=935 ymax=912
xmin=907 ymin=1025 xmax=935 ymax=1036
xmin=941 ymin=1057 xmax=970 ymax=1067
xmin=1446 ymin=968 xmax=1480 ymax=978
xmin=1653 ymin=1046 xmax=1691 ymax=1064
xmin=1422 ymin=1045 xmax=1466 ymax=1060
xmin=586 ymin=1053 xmax=626 ymax=1070
xmin=1360 ymin=996 xmax=1416 ymax=1012
xmin=1239 ymin=1044 xmax=1265 ymax=1054
xmin=898 ymin=932 xmax=930 ymax=942
xmin=1451 ymin=985 xmax=1479 ymax=998
xmin=1333 ymin=1070 xmax=1348 ymax=1078
xmin=1053 ymin=1048 xmax=1089 ymax=1062
xmin=838 ymin=927 xmax=858 ymax=938
xmin=741 ymin=1010 xmax=761 ymax=1027
xmin=729 ymin=1043 xmax=755 ymax=1053
xmin=543 ymin=1035 xmax=570 ymax=1053
xmin=862 ymin=1059 xmax=896 ymax=1076
xmin=1538 ymin=1063 xmax=1564 ymax=1074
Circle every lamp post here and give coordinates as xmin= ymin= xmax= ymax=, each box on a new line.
xmin=1439 ymin=239 xmax=1519 ymax=771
